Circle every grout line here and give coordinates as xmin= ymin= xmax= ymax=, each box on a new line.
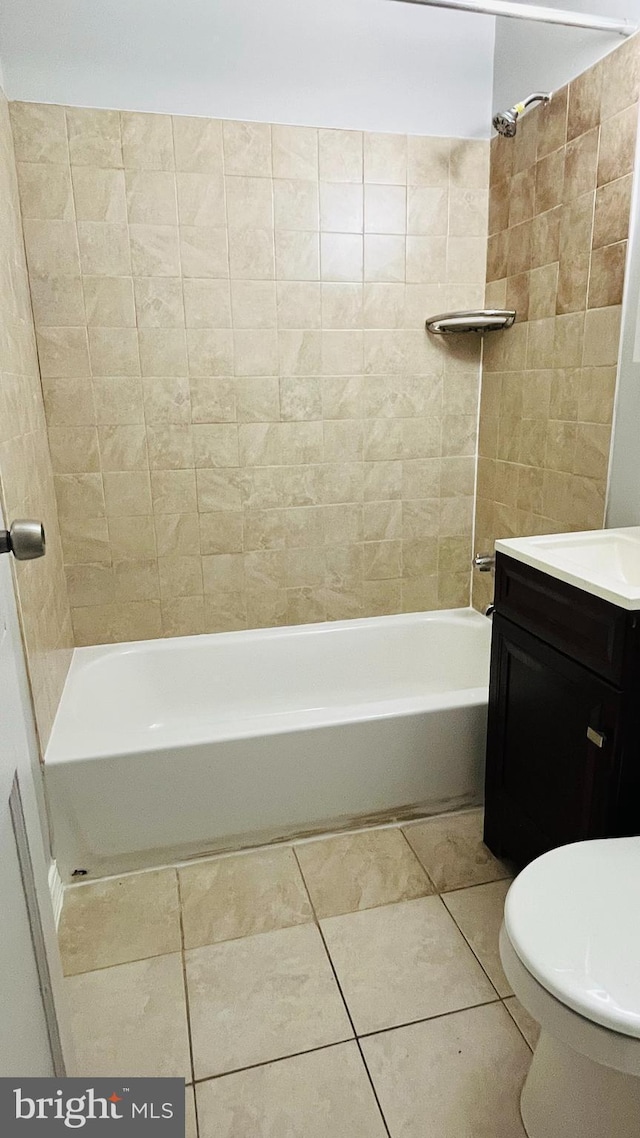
xmin=175 ymin=867 xmax=197 ymax=1090
xmin=191 ymin=1037 xmax=351 ymax=1084
xmin=396 ymin=824 xmax=438 ymax=892
xmin=501 ymin=995 xmax=535 ymax=1053
xmin=188 ymin=993 xmax=507 ymax=1087
xmin=292 ymin=846 xmax=392 ymax=1138
xmin=439 ymin=893 xmax=504 ymax=1000
xmin=435 ymin=869 xmax=514 ymax=895
xmin=356 ymin=994 xmax=502 ymax=1041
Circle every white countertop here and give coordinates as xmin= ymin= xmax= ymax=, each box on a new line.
xmin=495 ymin=527 xmax=640 ymax=611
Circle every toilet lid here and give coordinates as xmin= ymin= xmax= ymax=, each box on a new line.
xmin=504 ymin=837 xmax=640 ymax=1039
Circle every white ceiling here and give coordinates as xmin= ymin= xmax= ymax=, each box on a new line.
xmin=0 ymin=0 xmax=496 ymax=138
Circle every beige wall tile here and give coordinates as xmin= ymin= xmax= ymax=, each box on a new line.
xmin=37 ymin=327 xmax=90 ymax=377
xmin=583 ymin=305 xmax=622 ymax=366
xmin=276 ymin=231 xmax=319 ymax=281
xmin=121 ymin=111 xmax=174 ymax=171
xmin=139 ymin=328 xmax=188 ymax=376
xmin=228 ymin=227 xmax=274 ymax=279
xmin=176 ymin=171 xmax=225 ymax=226
xmin=588 ymin=242 xmax=627 ymax=308
xmin=473 ymin=56 xmax=634 ymax=611
xmin=93 ymin=377 xmax=143 ymax=425
xmin=598 ymin=103 xmax=638 ymax=186
xmin=72 ymin=166 xmax=126 ymax=222
xmin=23 ymin=218 xmax=81 ymax=276
xmin=130 ymin=223 xmax=180 ymax=276
xmin=601 ymin=34 xmax=640 ymax=120
xmin=98 ymin=424 xmax=148 ymax=471
xmin=272 ymin=125 xmax=318 ymax=180
xmin=223 ymin=119 xmax=271 ymax=177
xmin=134 ymin=276 xmax=185 ymax=327
xmin=568 ymin=60 xmax=603 ymax=141
xmin=67 ymin=107 xmax=122 ymax=167
xmin=17 ymin=162 xmax=74 ymax=220
xmin=126 ymin=169 xmax=177 ymax=225
xmin=147 ymin=424 xmax=194 ymax=470
xmin=78 ymin=221 xmax=131 ymax=275
xmin=49 ymin=426 xmax=100 ymax=473
xmin=593 ymin=174 xmax=633 ymax=248
xmin=364 ymin=132 xmax=407 ymax=185
xmin=151 ymin=469 xmax=198 ymax=514
xmin=10 ymin=101 xmax=68 ymax=162
xmin=321 ymin=182 xmax=363 ymax=233
xmin=231 ymin=280 xmax=277 ymax=329
xmin=173 ymin=115 xmax=223 ymax=172
xmin=109 ymin=515 xmax=157 ymax=559
xmin=84 ymin=276 xmax=135 ymax=327
xmin=319 ymin=129 xmax=363 ymax=183
xmin=14 ymin=103 xmax=491 ymax=644
xmin=103 ymin=471 xmax=152 ymax=516
xmin=182 ymin=278 xmax=230 ymax=329
xmin=29 ymin=274 xmax=85 ymax=326
xmin=180 ymin=224 xmax=228 ymax=287
xmin=274 ymin=179 xmax=319 ymax=231
xmin=89 ymin=327 xmax=140 ymax=376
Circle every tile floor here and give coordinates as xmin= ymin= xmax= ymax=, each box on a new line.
xmin=59 ymin=807 xmax=540 ymax=1137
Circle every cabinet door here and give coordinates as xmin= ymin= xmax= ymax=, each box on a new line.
xmin=484 ymin=615 xmax=622 ymax=866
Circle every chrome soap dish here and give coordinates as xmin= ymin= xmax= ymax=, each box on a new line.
xmin=425 ymin=310 xmax=516 ymax=335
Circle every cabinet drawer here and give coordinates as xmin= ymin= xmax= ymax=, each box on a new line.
xmin=495 ymin=553 xmax=634 ymax=687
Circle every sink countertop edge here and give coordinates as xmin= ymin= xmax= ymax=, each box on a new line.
xmin=495 ymin=534 xmax=640 ymax=612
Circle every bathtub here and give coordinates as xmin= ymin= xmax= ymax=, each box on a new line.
xmin=45 ymin=608 xmax=491 ymax=880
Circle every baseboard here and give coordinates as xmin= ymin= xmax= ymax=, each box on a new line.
xmin=48 ymin=861 xmax=64 ymax=930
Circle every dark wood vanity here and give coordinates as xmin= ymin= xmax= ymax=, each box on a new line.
xmin=483 ymin=553 xmax=640 ymax=867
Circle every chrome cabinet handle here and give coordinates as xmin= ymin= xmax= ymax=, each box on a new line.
xmin=587 ymin=726 xmax=606 ymax=749
xmin=0 ymin=520 xmax=46 ymax=560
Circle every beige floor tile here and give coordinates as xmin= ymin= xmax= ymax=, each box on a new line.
xmin=186 ymin=1086 xmax=198 ymax=1138
xmin=295 ymin=828 xmax=433 ymax=919
xmin=320 ymin=896 xmax=496 ymax=1035
xmin=66 ymin=953 xmax=191 ymax=1079
xmin=59 ymin=869 xmax=181 ymax=975
xmin=403 ymin=809 xmax=510 ymax=891
xmin=504 ymin=995 xmax=541 ymax=1050
xmin=361 ymin=1002 xmax=530 ymax=1137
xmin=179 ymin=847 xmax=313 ymax=949
xmin=196 ymin=1042 xmax=387 ymax=1138
xmin=185 ymin=923 xmax=352 ymax=1079
xmin=442 ymin=879 xmax=513 ymax=996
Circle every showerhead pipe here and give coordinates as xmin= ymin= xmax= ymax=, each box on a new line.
xmin=492 ymin=91 xmax=552 ymax=137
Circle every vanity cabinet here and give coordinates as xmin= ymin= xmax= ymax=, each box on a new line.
xmin=483 ymin=553 xmax=640 ymax=867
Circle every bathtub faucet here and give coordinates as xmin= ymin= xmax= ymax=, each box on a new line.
xmin=473 ymin=552 xmax=495 ymax=572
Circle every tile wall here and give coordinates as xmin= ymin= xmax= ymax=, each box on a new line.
xmin=474 ymin=35 xmax=640 ymax=610
xmin=0 ymin=88 xmax=72 ymax=746
xmin=10 ymin=103 xmax=488 ymax=643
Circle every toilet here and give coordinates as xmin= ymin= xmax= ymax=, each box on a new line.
xmin=500 ymin=836 xmax=640 ymax=1138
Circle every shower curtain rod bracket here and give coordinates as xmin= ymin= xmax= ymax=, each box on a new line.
xmin=389 ymin=0 xmax=637 ymax=38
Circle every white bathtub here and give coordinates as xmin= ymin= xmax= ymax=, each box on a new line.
xmin=45 ymin=608 xmax=491 ymax=880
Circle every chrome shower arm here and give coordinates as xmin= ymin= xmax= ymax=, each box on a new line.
xmin=521 ymin=92 xmax=552 ymax=111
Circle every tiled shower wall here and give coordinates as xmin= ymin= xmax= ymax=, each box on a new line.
xmin=10 ymin=103 xmax=488 ymax=644
xmin=0 ymin=88 xmax=72 ymax=747
xmin=474 ymin=35 xmax=639 ymax=611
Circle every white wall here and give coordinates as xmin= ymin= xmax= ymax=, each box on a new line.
xmin=0 ymin=0 xmax=495 ymax=138
xmin=493 ymin=0 xmax=640 ymax=115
